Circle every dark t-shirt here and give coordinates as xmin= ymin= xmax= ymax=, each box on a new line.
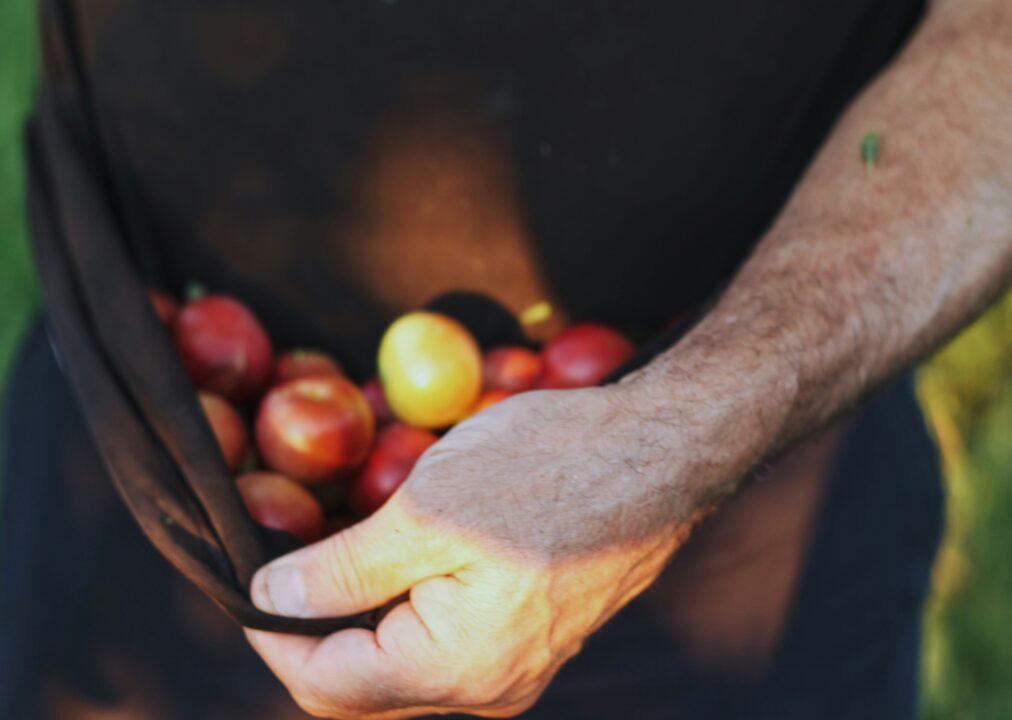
xmin=48 ymin=0 xmax=923 ymax=371
xmin=0 ymin=1 xmax=942 ymax=718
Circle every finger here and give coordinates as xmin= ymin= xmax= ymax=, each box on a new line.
xmin=247 ymin=625 xmax=392 ymax=717
xmin=250 ymin=590 xmax=535 ymax=719
xmin=301 ymin=596 xmax=457 ymax=714
xmin=244 ymin=627 xmax=321 ymax=687
xmin=246 ymin=623 xmax=466 ymax=717
xmin=331 ymin=597 xmax=544 ymax=718
xmin=251 ymin=498 xmax=470 ymax=619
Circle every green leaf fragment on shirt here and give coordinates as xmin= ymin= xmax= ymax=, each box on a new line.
xmin=860 ymin=131 xmax=881 ymax=171
xmin=183 ymin=281 xmax=207 ymax=301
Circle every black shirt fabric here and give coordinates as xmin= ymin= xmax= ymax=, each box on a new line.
xmin=43 ymin=0 xmax=924 ymax=372
xmin=0 ymin=0 xmax=944 ymax=717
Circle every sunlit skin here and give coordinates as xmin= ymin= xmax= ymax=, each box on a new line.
xmin=256 ymin=376 xmax=375 ymax=484
xmin=236 ymin=472 xmax=326 ymax=545
xmin=248 ymin=388 xmax=699 ymax=718
xmin=172 ymin=295 xmax=275 ymax=402
xmin=274 ymin=349 xmax=344 ymax=386
xmin=198 ymin=392 xmax=248 ymax=472
xmin=246 ymin=2 xmax=1012 ymax=717
xmin=378 ymin=312 xmax=482 ymax=429
xmin=482 ymin=347 xmax=543 ymax=393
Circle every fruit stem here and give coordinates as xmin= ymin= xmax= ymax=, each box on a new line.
xmin=520 ymin=301 xmax=553 ymax=327
xmin=184 ymin=281 xmax=208 ymax=301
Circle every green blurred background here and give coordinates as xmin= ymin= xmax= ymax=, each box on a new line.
xmin=1 ymin=2 xmax=1009 ymax=717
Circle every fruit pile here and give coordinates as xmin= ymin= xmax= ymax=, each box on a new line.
xmin=150 ymin=288 xmax=635 ymax=545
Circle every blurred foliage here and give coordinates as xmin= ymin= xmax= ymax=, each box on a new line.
xmin=0 ymin=0 xmax=38 ymax=382
xmin=919 ymin=292 xmax=1012 ymax=720
xmin=0 ymin=0 xmax=1009 ymax=716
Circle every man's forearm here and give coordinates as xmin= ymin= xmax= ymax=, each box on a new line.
xmin=628 ymin=0 xmax=1012 ymax=505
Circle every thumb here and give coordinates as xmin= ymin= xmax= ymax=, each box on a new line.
xmin=250 ymin=500 xmax=465 ymax=619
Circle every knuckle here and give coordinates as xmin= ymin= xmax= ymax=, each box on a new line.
xmin=322 ymin=530 xmax=369 ymax=600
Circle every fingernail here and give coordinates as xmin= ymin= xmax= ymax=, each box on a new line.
xmin=254 ymin=565 xmax=306 ymax=617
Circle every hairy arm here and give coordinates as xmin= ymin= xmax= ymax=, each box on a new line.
xmin=245 ymin=3 xmax=1012 ymax=717
xmin=629 ymin=0 xmax=1012 ymax=508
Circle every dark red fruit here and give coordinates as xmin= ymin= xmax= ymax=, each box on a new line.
xmin=361 ymin=377 xmax=394 ymax=425
xmin=236 ymin=472 xmax=325 ymax=544
xmin=256 ymin=376 xmax=375 ymax=483
xmin=172 ymin=295 xmax=274 ymax=402
xmin=482 ymin=346 xmax=543 ymax=393
xmin=273 ymin=349 xmax=343 ymax=386
xmin=348 ymin=424 xmax=438 ymax=517
xmin=540 ymin=323 xmax=635 ymax=389
xmin=466 ymin=389 xmax=512 ymax=418
xmin=198 ymin=392 xmax=248 ymax=472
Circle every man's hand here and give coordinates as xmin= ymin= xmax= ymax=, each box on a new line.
xmin=245 ymin=385 xmax=705 ymax=719
xmin=245 ymin=0 xmax=1012 ymax=715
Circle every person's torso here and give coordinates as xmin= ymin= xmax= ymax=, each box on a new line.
xmin=20 ymin=4 xmax=944 ymax=718
xmin=54 ymin=0 xmax=923 ymax=373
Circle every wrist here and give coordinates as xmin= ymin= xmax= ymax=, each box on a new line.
xmin=612 ymin=329 xmax=798 ymax=504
